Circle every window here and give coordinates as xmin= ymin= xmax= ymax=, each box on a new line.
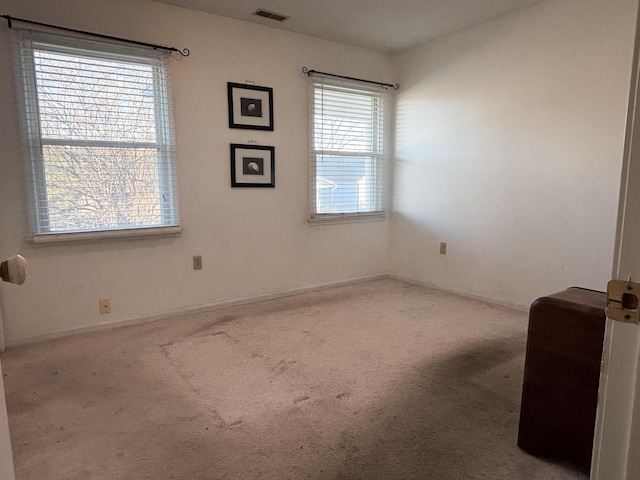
xmin=309 ymin=76 xmax=388 ymax=221
xmin=14 ymin=31 xmax=180 ymax=241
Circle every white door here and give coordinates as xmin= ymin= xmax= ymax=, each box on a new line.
xmin=0 ymin=268 xmax=5 ymax=352
xmin=591 ymin=6 xmax=640 ymax=478
xmin=0 ymin=307 xmax=4 ymax=353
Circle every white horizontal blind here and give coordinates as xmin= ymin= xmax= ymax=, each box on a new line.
xmin=14 ymin=30 xmax=180 ymax=237
xmin=310 ymin=75 xmax=388 ymax=217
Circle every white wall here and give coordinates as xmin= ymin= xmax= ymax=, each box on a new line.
xmin=392 ymin=0 xmax=638 ymax=308
xmin=0 ymin=0 xmax=635 ymax=335
xmin=0 ymin=0 xmax=395 ymax=344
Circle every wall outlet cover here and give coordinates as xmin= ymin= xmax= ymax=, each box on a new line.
xmin=99 ymin=299 xmax=111 ymax=314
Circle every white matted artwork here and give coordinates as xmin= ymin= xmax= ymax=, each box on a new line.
xmin=227 ymin=83 xmax=274 ymax=131
xmin=230 ymin=144 xmax=275 ymax=187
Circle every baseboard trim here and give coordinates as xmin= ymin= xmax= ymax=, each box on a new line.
xmin=388 ymin=274 xmax=529 ymax=313
xmin=6 ymin=273 xmax=528 ymax=348
xmin=5 ymin=274 xmax=389 ymax=348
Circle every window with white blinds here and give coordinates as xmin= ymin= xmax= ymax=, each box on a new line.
xmin=309 ymin=76 xmax=388 ymax=220
xmin=14 ymin=30 xmax=180 ymax=241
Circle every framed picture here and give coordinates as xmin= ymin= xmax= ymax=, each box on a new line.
xmin=230 ymin=144 xmax=275 ymax=187
xmin=227 ymin=82 xmax=274 ymax=131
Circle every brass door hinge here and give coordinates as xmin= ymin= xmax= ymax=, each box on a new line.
xmin=607 ymin=279 xmax=640 ymax=325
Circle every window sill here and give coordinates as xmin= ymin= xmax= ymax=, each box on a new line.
xmin=308 ymin=212 xmax=386 ymax=226
xmin=27 ymin=226 xmax=182 ymax=244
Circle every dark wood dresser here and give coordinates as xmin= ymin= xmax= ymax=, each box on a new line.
xmin=517 ymin=287 xmax=607 ymax=472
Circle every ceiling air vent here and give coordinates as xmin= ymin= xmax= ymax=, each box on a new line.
xmin=252 ymin=9 xmax=289 ymax=22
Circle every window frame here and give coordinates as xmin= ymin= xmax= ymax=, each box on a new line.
xmin=308 ymin=75 xmax=389 ymax=224
xmin=13 ymin=30 xmax=181 ymax=243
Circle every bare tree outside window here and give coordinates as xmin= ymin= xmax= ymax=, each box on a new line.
xmin=16 ymin=31 xmax=179 ymax=238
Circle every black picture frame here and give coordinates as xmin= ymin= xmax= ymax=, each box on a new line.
xmin=230 ymin=144 xmax=275 ymax=187
xmin=227 ymin=82 xmax=274 ymax=131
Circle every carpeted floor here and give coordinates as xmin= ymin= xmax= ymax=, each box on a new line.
xmin=1 ymin=279 xmax=588 ymax=479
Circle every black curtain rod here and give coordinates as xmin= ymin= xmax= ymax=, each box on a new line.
xmin=302 ymin=67 xmax=398 ymax=90
xmin=1 ymin=14 xmax=190 ymax=57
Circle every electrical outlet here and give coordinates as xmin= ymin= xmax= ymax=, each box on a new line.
xmin=193 ymin=255 xmax=203 ymax=270
xmin=440 ymin=242 xmax=447 ymax=255
xmin=99 ymin=299 xmax=111 ymax=314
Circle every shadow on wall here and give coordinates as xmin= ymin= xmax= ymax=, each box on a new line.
xmin=388 ymin=211 xmax=441 ymax=276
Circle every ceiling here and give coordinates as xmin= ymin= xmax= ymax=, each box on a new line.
xmin=152 ymin=0 xmax=548 ymax=52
